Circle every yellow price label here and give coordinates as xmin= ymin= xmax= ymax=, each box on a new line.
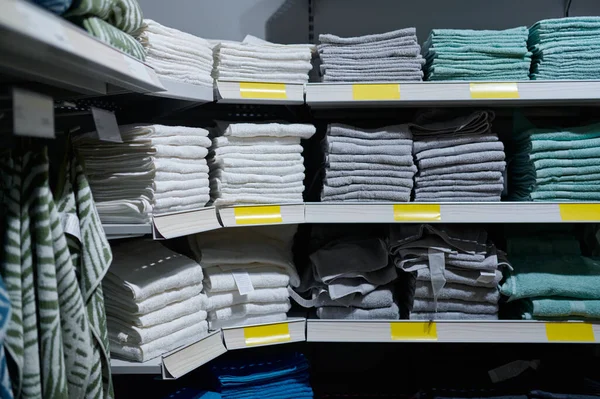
xmin=545 ymin=322 xmax=595 ymax=342
xmin=244 ymin=323 xmax=291 ymax=346
xmin=391 ymin=322 xmax=438 ymax=341
xmin=469 ymin=82 xmax=519 ymax=99
xmin=234 ymin=205 xmax=283 ymax=225
xmin=240 ymin=82 xmax=287 ymax=99
xmin=393 ymin=204 xmax=441 ymax=221
xmin=559 ymin=204 xmax=600 ymax=221
xmin=352 ymin=84 xmax=400 ymax=100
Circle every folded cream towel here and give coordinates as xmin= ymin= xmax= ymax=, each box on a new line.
xmin=110 ymin=320 xmax=209 ymax=362
xmin=154 ymin=179 xmax=209 ymax=193
xmin=208 ymin=301 xmax=291 ymax=321
xmin=207 ymin=287 xmax=290 ymax=311
xmin=211 ymin=157 xmax=302 ymax=169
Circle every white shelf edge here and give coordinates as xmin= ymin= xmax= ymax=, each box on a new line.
xmin=111 ymin=357 xmax=162 ymax=375
xmin=0 ymin=0 xmax=164 ymax=94
xmin=102 ymin=223 xmax=152 ymax=240
xmin=217 ymin=203 xmax=305 ymax=227
xmin=222 ymin=318 xmax=306 ymax=350
xmin=161 ymin=330 xmax=226 ymax=379
xmin=307 ymin=320 xmax=600 ymax=343
xmin=153 ymin=207 xmax=221 ymax=239
xmin=146 ymin=77 xmax=215 ymax=102
xmin=215 ymin=80 xmax=305 ymax=104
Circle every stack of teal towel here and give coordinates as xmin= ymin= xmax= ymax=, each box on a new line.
xmin=508 ymin=122 xmax=600 ymax=201
xmin=501 ymin=226 xmax=600 ymax=320
xmin=423 ymin=27 xmax=531 ymax=81
xmin=529 ymin=16 xmax=600 ymax=80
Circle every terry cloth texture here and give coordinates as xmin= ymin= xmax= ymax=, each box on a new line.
xmin=318 ymin=28 xmax=425 ymax=82
xmin=423 ymin=26 xmax=531 ymax=81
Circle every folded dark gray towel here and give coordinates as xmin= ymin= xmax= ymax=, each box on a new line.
xmin=327 ymin=162 xmax=417 ymax=173
xmin=323 ymin=183 xmax=414 ymax=197
xmin=412 ymin=298 xmax=498 ymax=314
xmin=327 ymin=169 xmax=417 ymax=179
xmin=415 ymin=141 xmax=505 ymax=161
xmin=322 ymin=190 xmax=411 ymax=202
xmin=413 ymin=133 xmax=499 ymax=155
xmin=417 ymin=161 xmax=506 ymax=177
xmin=410 ymin=111 xmax=494 ymax=137
xmin=317 ymin=303 xmax=400 ymax=320
xmin=415 ymin=171 xmax=503 ymax=182
xmin=327 ymin=141 xmax=413 ymax=156
xmin=325 ymin=176 xmax=415 ymax=187
xmin=328 ymin=153 xmax=415 ymax=166
xmin=417 ymin=151 xmax=505 ymax=169
xmin=329 ymin=124 xmax=412 ymax=140
xmin=414 ymin=281 xmax=500 ymax=304
xmin=415 ymin=183 xmax=504 ymax=193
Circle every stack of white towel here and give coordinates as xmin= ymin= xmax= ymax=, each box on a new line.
xmin=104 ymin=240 xmax=209 ymax=362
xmin=136 ymin=19 xmax=214 ymax=87
xmin=212 ymin=36 xmax=314 ymax=83
xmin=74 ymin=124 xmax=211 ymax=223
xmin=318 ymin=28 xmax=425 ymax=82
xmin=208 ymin=123 xmax=316 ymax=206
xmin=188 ymin=225 xmax=300 ymax=330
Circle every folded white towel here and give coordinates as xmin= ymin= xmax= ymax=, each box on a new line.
xmin=154 ymin=187 xmax=210 ymax=200
xmin=213 ymin=136 xmax=301 ymax=147
xmin=143 ymin=19 xmax=212 ymax=49
xmin=96 ymin=199 xmax=152 ymax=223
xmin=217 ymin=41 xmax=312 ymax=56
xmin=155 ymin=171 xmax=209 ymax=182
xmin=118 ymin=124 xmax=209 ymax=139
xmin=150 ymin=135 xmax=211 ymax=147
xmin=154 ymin=145 xmax=208 ymax=159
xmin=108 ymin=310 xmax=206 ymax=345
xmin=154 ymin=70 xmax=214 ymax=86
xmin=211 ymin=179 xmax=304 ymax=191
xmin=217 ymin=186 xmax=305 ymax=195
xmin=107 ymin=295 xmax=208 ymax=328
xmin=206 ymin=287 xmax=290 ymax=311
xmin=211 ymin=165 xmax=305 ymax=177
xmin=208 ymin=313 xmax=287 ymax=331
xmin=212 ymin=145 xmax=303 ymax=156
xmin=154 ymin=159 xmax=208 ymax=174
xmin=217 ymin=57 xmax=312 ymax=71
xmin=223 ymin=123 xmax=316 ymax=139
xmin=216 ymin=46 xmax=311 ymax=61
xmin=210 ymin=157 xmax=302 ymax=169
xmin=154 ymin=179 xmax=209 ymax=193
xmin=212 ymin=171 xmax=304 ymax=185
xmin=147 ymin=52 xmax=214 ymax=73
xmin=104 ymin=240 xmax=203 ymax=302
xmin=110 ymin=320 xmax=209 ymax=362
xmin=215 ymin=71 xmax=310 ymax=83
xmin=212 ymin=153 xmax=303 ymax=162
xmin=213 ymin=194 xmax=303 ymax=206
xmin=104 ymin=283 xmax=202 ymax=315
xmin=153 ymin=195 xmax=210 ymax=214
xmin=202 ymin=266 xmax=290 ymax=293
xmin=208 ymin=301 xmax=291 ymax=321
xmin=145 ymin=41 xmax=213 ymax=65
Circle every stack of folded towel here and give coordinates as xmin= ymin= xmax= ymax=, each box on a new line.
xmin=508 ymin=122 xmax=600 ymax=201
xmin=293 ymin=225 xmax=399 ymax=320
xmin=423 ymin=27 xmax=531 ymax=81
xmin=212 ymin=36 xmax=314 ymax=83
xmin=389 ymin=224 xmax=505 ymax=320
xmin=65 ymin=0 xmax=146 ymax=60
xmin=135 ymin=19 xmax=213 ymax=87
xmin=318 ymin=28 xmax=425 ymax=82
xmin=189 ymin=226 xmax=300 ymax=330
xmin=410 ymin=110 xmax=506 ymax=202
xmin=74 ymin=124 xmax=211 ymax=223
xmin=321 ymin=123 xmax=417 ymax=202
xmin=209 ymin=123 xmax=316 ymax=206
xmin=501 ymin=227 xmax=600 ymax=321
xmin=529 ymin=17 xmax=600 ymax=80
xmin=212 ymin=352 xmax=313 ymax=399
xmin=104 ymin=240 xmax=209 ymax=362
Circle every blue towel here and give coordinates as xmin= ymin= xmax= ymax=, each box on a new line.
xmin=213 ymin=353 xmax=309 ymax=386
xmin=163 ymin=388 xmax=221 ymax=399
xmin=530 ymin=390 xmax=600 ymax=399
xmin=31 ymin=0 xmax=72 ymax=14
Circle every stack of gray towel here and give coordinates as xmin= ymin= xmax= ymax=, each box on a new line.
xmin=292 ymin=227 xmax=399 ymax=320
xmin=389 ymin=224 xmax=506 ymax=320
xmin=317 ymin=28 xmax=425 ymax=82
xmin=410 ymin=110 xmax=506 ymax=202
xmin=321 ymin=123 xmax=417 ymax=202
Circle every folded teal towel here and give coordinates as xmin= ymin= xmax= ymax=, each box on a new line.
xmin=430 ymin=26 xmax=529 ymax=38
xmin=531 ymin=16 xmax=600 ymax=31
xmin=507 ymin=234 xmax=581 ymax=256
xmin=501 ymin=256 xmax=600 ymax=301
xmin=533 ymin=182 xmax=600 ymax=192
xmin=537 ymin=171 xmax=600 ymax=184
xmin=529 ymin=146 xmax=600 ymax=161
xmin=530 ymin=191 xmax=600 ymax=201
xmin=531 ymin=137 xmax=600 ymax=153
xmin=427 ymin=45 xmax=529 ymax=57
xmin=519 ymin=298 xmax=600 ymax=320
xmin=527 ymin=124 xmax=600 ymax=141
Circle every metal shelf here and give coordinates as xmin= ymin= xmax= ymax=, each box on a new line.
xmin=146 ymin=77 xmax=215 ymax=102
xmin=222 ymin=318 xmax=306 ymax=350
xmin=215 ymin=80 xmax=305 ymax=105
xmin=0 ymin=0 xmax=164 ymax=95
xmin=102 ymin=223 xmax=152 ymax=240
xmin=217 ymin=203 xmax=305 ymax=227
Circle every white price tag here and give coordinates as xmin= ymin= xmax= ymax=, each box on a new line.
xmin=13 ymin=89 xmax=54 ymax=138
xmin=91 ymin=107 xmax=122 ymax=143
xmin=231 ymin=270 xmax=255 ymax=295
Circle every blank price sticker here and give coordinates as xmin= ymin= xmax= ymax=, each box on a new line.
xmin=352 ymin=84 xmax=400 ymax=100
xmin=244 ymin=323 xmax=291 ymax=346
xmin=393 ymin=204 xmax=441 ymax=221
xmin=91 ymin=107 xmax=122 ymax=142
xmin=559 ymin=204 xmax=600 ymax=221
xmin=13 ymin=88 xmax=54 ymax=138
xmin=390 ymin=322 xmax=438 ymax=341
xmin=239 ymin=82 xmax=287 ymax=99
xmin=234 ymin=205 xmax=283 ymax=225
xmin=470 ymin=82 xmax=519 ymax=99
xmin=545 ymin=322 xmax=594 ymax=342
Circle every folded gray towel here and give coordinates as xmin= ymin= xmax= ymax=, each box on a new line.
xmin=415 ymin=281 xmax=500 ymax=304
xmin=414 ymin=196 xmax=500 ymax=202
xmin=412 ymin=298 xmax=498 ymax=314
xmin=319 ymin=34 xmax=418 ymax=48
xmin=328 ymin=153 xmax=415 ymax=166
xmin=319 ymin=28 xmax=417 ymax=45
xmin=417 ymin=161 xmax=506 ymax=177
xmin=321 ymin=58 xmax=426 ymax=69
xmin=328 ymin=136 xmax=413 ymax=147
xmin=321 ymin=63 xmax=424 ymax=74
xmin=325 ymin=176 xmax=415 ymax=188
xmin=328 ymin=162 xmax=418 ymax=173
xmin=325 ymin=279 xmax=378 ymax=301
xmin=417 ymin=267 xmax=502 ymax=288
xmin=317 ymin=303 xmax=400 ymax=320
xmin=320 ymin=46 xmax=422 ymax=60
xmin=319 ymin=38 xmax=418 ymax=54
xmin=329 ymin=124 xmax=412 ymax=140
xmin=417 ymin=151 xmax=505 ymax=169
xmin=415 ymin=191 xmax=501 ymax=200
xmin=410 ymin=111 xmax=494 ymax=137
xmin=319 ymin=286 xmax=394 ymax=309
xmin=322 ymin=190 xmax=411 ymax=202
xmin=415 ymin=183 xmax=504 ymax=193
xmin=413 ymin=134 xmax=499 ymax=155
xmin=327 ymin=141 xmax=413 ymax=156
xmin=409 ymin=312 xmax=498 ymax=320
xmin=415 ymin=171 xmax=503 ymax=183
xmin=398 ymin=251 xmax=498 ymax=271
xmin=389 ymin=224 xmax=488 ymax=255
xmin=415 ymin=141 xmax=505 ymax=161
xmin=416 ymin=178 xmax=503 ymax=188
xmin=323 ymin=183 xmax=413 ymax=197
xmin=323 ymin=71 xmax=424 ymax=82
xmin=327 ymin=169 xmax=417 ymax=179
